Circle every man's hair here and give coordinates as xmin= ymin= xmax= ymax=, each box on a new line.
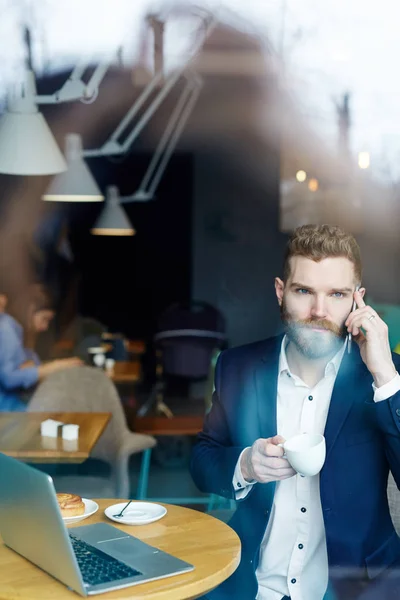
xmin=283 ymin=224 xmax=362 ymax=283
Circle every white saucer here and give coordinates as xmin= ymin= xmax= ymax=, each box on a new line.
xmin=63 ymin=499 xmax=99 ymax=524
xmin=105 ymin=502 xmax=167 ymax=525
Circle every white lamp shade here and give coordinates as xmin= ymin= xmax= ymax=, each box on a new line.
xmin=91 ymin=186 xmax=135 ymax=236
xmin=0 ymin=110 xmax=67 ymax=175
xmin=0 ymin=71 xmax=67 ymax=176
xmin=43 ymin=133 xmax=103 ymax=202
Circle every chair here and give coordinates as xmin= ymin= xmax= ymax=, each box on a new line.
xmin=28 ymin=366 xmax=156 ymax=499
xmin=51 ymin=316 xmax=107 ymax=360
xmin=133 ymin=345 xmax=234 ymax=513
xmin=73 ymin=317 xmax=108 ymax=361
xmin=74 ymin=316 xmax=107 ymax=339
xmin=138 ymin=301 xmax=226 ymax=417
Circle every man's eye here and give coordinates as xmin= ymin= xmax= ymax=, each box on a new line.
xmin=296 ymin=288 xmax=309 ymax=295
xmin=331 ymin=292 xmax=344 ymax=298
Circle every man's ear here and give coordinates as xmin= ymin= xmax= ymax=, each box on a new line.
xmin=275 ymin=277 xmax=285 ymax=306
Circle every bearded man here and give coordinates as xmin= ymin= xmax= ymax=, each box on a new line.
xmin=191 ymin=224 xmax=400 ymax=600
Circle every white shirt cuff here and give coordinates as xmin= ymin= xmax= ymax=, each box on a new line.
xmin=233 ymin=447 xmax=256 ymax=499
xmin=372 ymin=372 xmax=400 ymax=402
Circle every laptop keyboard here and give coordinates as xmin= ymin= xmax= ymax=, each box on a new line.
xmin=69 ymin=534 xmax=142 ymax=587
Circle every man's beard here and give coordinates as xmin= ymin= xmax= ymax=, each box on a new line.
xmin=281 ymin=301 xmax=346 ymax=360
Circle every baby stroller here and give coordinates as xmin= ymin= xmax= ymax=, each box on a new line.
xmin=137 ymin=300 xmax=226 ymax=418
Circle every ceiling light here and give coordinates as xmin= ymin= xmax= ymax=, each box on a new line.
xmin=43 ymin=133 xmax=103 ymax=202
xmin=90 ymin=186 xmax=135 ymax=236
xmin=296 ymin=170 xmax=307 ymax=182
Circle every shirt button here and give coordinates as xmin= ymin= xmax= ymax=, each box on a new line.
xmin=301 ymin=507 xmax=307 ymax=513
xmin=308 ymin=395 xmax=313 ymax=401
xmin=298 ymin=544 xmax=304 ymax=549
xmin=237 ymin=482 xmax=242 ymax=488
xmin=396 ymin=409 xmax=400 ymax=417
xmin=291 ymin=578 xmax=297 ymax=584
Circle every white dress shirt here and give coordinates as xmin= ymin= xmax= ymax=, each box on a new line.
xmin=232 ymin=336 xmax=400 ymax=600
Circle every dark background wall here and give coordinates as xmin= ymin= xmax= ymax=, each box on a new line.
xmin=192 ymin=149 xmax=286 ymax=348
xmin=68 ymin=152 xmax=193 ymax=341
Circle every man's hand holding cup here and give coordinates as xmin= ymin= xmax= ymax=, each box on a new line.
xmin=240 ymin=435 xmax=296 ymax=484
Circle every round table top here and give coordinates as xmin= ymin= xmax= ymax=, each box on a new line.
xmin=0 ymin=499 xmax=241 ymax=600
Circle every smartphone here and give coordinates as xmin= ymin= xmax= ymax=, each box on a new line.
xmin=347 ymin=285 xmax=360 ymax=354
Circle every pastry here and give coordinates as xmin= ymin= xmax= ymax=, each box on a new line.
xmin=56 ymin=493 xmax=85 ymax=517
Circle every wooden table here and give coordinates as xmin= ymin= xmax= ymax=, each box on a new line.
xmin=0 ymin=412 xmax=111 ymax=464
xmin=0 ymin=499 xmax=241 ymax=600
xmin=134 ymin=416 xmax=205 ymax=436
xmin=126 ymin=339 xmax=146 ymax=355
xmin=109 ymin=360 xmax=142 ymax=384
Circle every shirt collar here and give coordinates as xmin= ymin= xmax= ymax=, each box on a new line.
xmin=279 ymin=334 xmax=346 ymax=379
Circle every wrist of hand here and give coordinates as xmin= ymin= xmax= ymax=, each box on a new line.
xmin=372 ymin=365 xmax=397 ymax=388
xmin=241 ymin=448 xmax=255 ymax=483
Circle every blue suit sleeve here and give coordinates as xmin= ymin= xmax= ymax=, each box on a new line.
xmin=373 ymin=354 xmax=400 ymax=487
xmin=24 ymin=348 xmax=41 ymax=366
xmin=190 ymin=352 xmax=248 ymax=500
xmin=0 ymin=322 xmax=39 ymax=390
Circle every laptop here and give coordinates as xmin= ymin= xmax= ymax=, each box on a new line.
xmin=0 ymin=453 xmax=194 ymax=596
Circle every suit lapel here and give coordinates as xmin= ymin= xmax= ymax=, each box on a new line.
xmin=253 ymin=335 xmax=362 ymax=458
xmin=254 ymin=336 xmax=282 ymax=439
xmin=324 ymin=347 xmax=363 ymax=460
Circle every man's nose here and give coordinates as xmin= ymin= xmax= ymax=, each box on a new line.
xmin=310 ymin=295 xmax=328 ymax=318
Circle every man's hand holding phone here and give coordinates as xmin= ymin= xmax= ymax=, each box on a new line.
xmin=347 ymin=285 xmax=359 ymax=354
xmin=345 ymin=290 xmax=397 ymax=387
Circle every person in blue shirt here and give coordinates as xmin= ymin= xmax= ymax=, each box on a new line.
xmin=0 ymin=285 xmax=82 ymax=411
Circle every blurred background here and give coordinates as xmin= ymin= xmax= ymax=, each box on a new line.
xmin=1 ymin=0 xmax=400 ymax=507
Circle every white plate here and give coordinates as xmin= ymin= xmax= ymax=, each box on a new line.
xmin=62 ymin=499 xmax=99 ymax=524
xmin=104 ymin=502 xmax=167 ymax=525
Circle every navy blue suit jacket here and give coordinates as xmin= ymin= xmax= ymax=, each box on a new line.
xmin=190 ymin=336 xmax=400 ymax=599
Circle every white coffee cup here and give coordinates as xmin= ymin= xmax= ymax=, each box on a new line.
xmin=105 ymin=358 xmax=115 ymax=371
xmin=282 ymin=433 xmax=326 ymax=477
xmin=88 ymin=347 xmax=106 ymax=368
